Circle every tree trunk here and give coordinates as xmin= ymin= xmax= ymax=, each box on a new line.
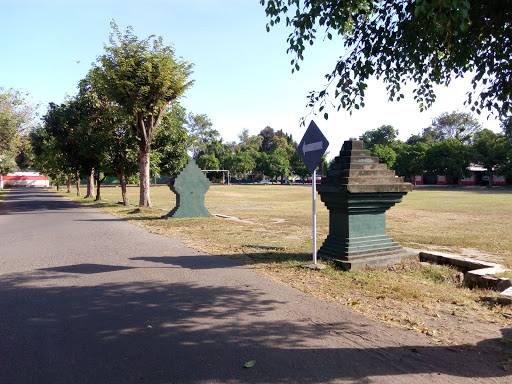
xmin=95 ymin=175 xmax=106 ymax=201
xmin=76 ymin=171 xmax=81 ymax=197
xmin=118 ymin=169 xmax=129 ymax=206
xmin=85 ymin=169 xmax=95 ymax=198
xmin=67 ymin=175 xmax=72 ymax=193
xmin=139 ymin=144 xmax=152 ymax=207
xmin=56 ymin=184 xmax=60 ymax=191
xmin=488 ymin=171 xmax=493 ymax=188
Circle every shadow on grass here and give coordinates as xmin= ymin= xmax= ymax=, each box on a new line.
xmin=1 ymin=269 xmax=511 ymax=383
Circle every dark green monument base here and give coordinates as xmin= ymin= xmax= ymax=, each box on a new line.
xmin=317 ymin=141 xmax=413 ymax=271
xmin=318 ymin=234 xmax=414 ymax=270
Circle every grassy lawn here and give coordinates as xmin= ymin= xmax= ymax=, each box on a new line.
xmin=54 ymin=183 xmax=512 ymax=347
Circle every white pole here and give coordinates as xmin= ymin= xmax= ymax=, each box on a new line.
xmin=312 ymin=169 xmax=317 ymax=264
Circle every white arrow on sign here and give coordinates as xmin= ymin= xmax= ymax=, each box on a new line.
xmin=302 ymin=141 xmax=324 ymax=154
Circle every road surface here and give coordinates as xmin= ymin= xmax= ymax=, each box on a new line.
xmin=0 ymin=188 xmax=510 ymax=383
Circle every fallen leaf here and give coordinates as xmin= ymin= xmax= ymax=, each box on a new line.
xmin=244 ymin=360 xmax=256 ymax=368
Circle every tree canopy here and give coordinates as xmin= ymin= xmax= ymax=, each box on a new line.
xmin=96 ymin=21 xmax=194 ymax=206
xmin=261 ymin=0 xmax=512 ymax=120
xmin=0 ymin=88 xmax=36 ymax=173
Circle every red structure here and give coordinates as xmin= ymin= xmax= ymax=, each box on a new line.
xmin=413 ymin=175 xmax=423 ymax=185
xmin=1 ymin=173 xmax=49 ymax=187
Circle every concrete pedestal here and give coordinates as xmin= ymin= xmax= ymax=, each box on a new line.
xmin=317 ymin=141 xmax=413 ymax=270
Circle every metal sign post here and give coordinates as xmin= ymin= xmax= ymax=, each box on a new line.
xmin=312 ymin=169 xmax=317 ymax=264
xmin=297 ymin=121 xmax=329 ymax=266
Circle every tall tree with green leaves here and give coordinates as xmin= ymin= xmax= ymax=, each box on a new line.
xmin=152 ymin=103 xmax=190 ymax=177
xmin=0 ymin=88 xmax=36 ymax=173
xmin=393 ymin=142 xmax=429 ymax=179
xmin=188 ymin=113 xmax=218 ymax=159
xmin=262 ymin=1 xmax=512 ymax=120
xmin=424 ymin=138 xmax=472 ymax=181
xmin=359 ymin=125 xmax=398 ymax=150
xmin=472 ymin=129 xmax=509 ymax=187
xmin=428 ymin=111 xmax=482 ymax=143
xmin=96 ymin=21 xmax=194 ymax=207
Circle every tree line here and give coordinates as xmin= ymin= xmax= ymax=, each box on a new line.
xmin=1 ymin=21 xmax=314 ymax=204
xmin=358 ymin=111 xmax=512 ymax=186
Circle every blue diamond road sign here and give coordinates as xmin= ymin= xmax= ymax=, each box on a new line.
xmin=297 ymin=120 xmax=329 ymax=174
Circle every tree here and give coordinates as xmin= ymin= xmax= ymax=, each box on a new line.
xmin=255 ymin=152 xmax=270 ymax=180
xmin=197 ymin=154 xmax=220 ymax=170
xmin=0 ymin=88 xmax=36 ymax=173
xmin=258 ymin=126 xmax=276 ymax=152
xmin=371 ymin=144 xmax=396 ymax=170
xmin=393 ymin=142 xmax=429 ymax=179
xmin=39 ymin=101 xmax=83 ymax=195
xmin=225 ymin=151 xmax=256 ymax=179
xmin=96 ymin=21 xmax=194 ymax=207
xmin=262 ymin=1 xmax=512 ymax=119
xmin=238 ymin=128 xmax=263 ymax=155
xmin=152 ymin=103 xmax=189 ymax=177
xmin=188 ymin=113 xmax=219 ymax=159
xmin=15 ymin=135 xmax=34 ymax=171
xmin=428 ymin=111 xmax=481 ymax=143
xmin=359 ymin=125 xmax=398 ymax=150
xmin=289 ymin=150 xmax=309 ymax=180
xmin=30 ymin=125 xmax=69 ymax=190
xmin=473 ymin=129 xmax=509 ymax=187
xmin=267 ymin=147 xmax=290 ymax=182
xmin=424 ymin=138 xmax=472 ymax=181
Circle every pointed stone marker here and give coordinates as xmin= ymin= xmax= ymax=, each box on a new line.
xmin=165 ymin=159 xmax=211 ymax=219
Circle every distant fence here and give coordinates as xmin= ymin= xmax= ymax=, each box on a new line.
xmin=1 ymin=173 xmax=49 ymax=188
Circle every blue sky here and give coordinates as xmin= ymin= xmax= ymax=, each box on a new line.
xmin=1 ymin=0 xmax=502 ymax=159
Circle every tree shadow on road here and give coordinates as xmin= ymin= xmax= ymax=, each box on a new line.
xmin=1 ymin=269 xmax=510 ymax=383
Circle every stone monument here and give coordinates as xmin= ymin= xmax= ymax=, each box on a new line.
xmin=164 ymin=159 xmax=211 ymax=219
xmin=316 ymin=140 xmax=413 ymax=270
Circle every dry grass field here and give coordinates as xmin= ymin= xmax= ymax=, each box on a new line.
xmin=51 ymin=183 xmax=512 ymax=351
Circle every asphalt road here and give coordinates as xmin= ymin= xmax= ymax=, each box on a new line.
xmin=0 ymin=188 xmax=510 ymax=383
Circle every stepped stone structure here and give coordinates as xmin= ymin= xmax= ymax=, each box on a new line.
xmin=165 ymin=159 xmax=211 ymax=219
xmin=317 ymin=140 xmax=413 ymax=270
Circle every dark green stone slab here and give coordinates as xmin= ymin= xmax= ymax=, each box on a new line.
xmin=165 ymin=159 xmax=211 ymax=219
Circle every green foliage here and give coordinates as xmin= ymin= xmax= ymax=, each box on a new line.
xmin=0 ymin=87 xmax=36 ymax=173
xmin=424 ymin=138 xmax=472 ymax=180
xmin=359 ymin=125 xmax=398 ymax=150
xmin=371 ymin=144 xmax=396 ymax=169
xmin=261 ymin=0 xmax=512 ymax=119
xmin=188 ymin=113 xmax=219 ymax=159
xmin=258 ymin=126 xmax=276 ymax=152
xmin=196 ymin=154 xmax=220 ymax=170
xmin=473 ymin=129 xmax=509 ymax=183
xmin=267 ymin=147 xmax=290 ymax=180
xmin=393 ymin=142 xmax=429 ymax=177
xmin=289 ymin=150 xmax=309 ymax=179
xmin=96 ymin=21 xmax=194 ymax=206
xmin=225 ymin=151 xmax=256 ymax=179
xmin=152 ymin=103 xmax=189 ymax=176
xmin=429 ymin=111 xmax=482 ymax=143
xmin=15 ymin=135 xmax=34 ymax=171
xmin=96 ymin=21 xmax=194 ymax=128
